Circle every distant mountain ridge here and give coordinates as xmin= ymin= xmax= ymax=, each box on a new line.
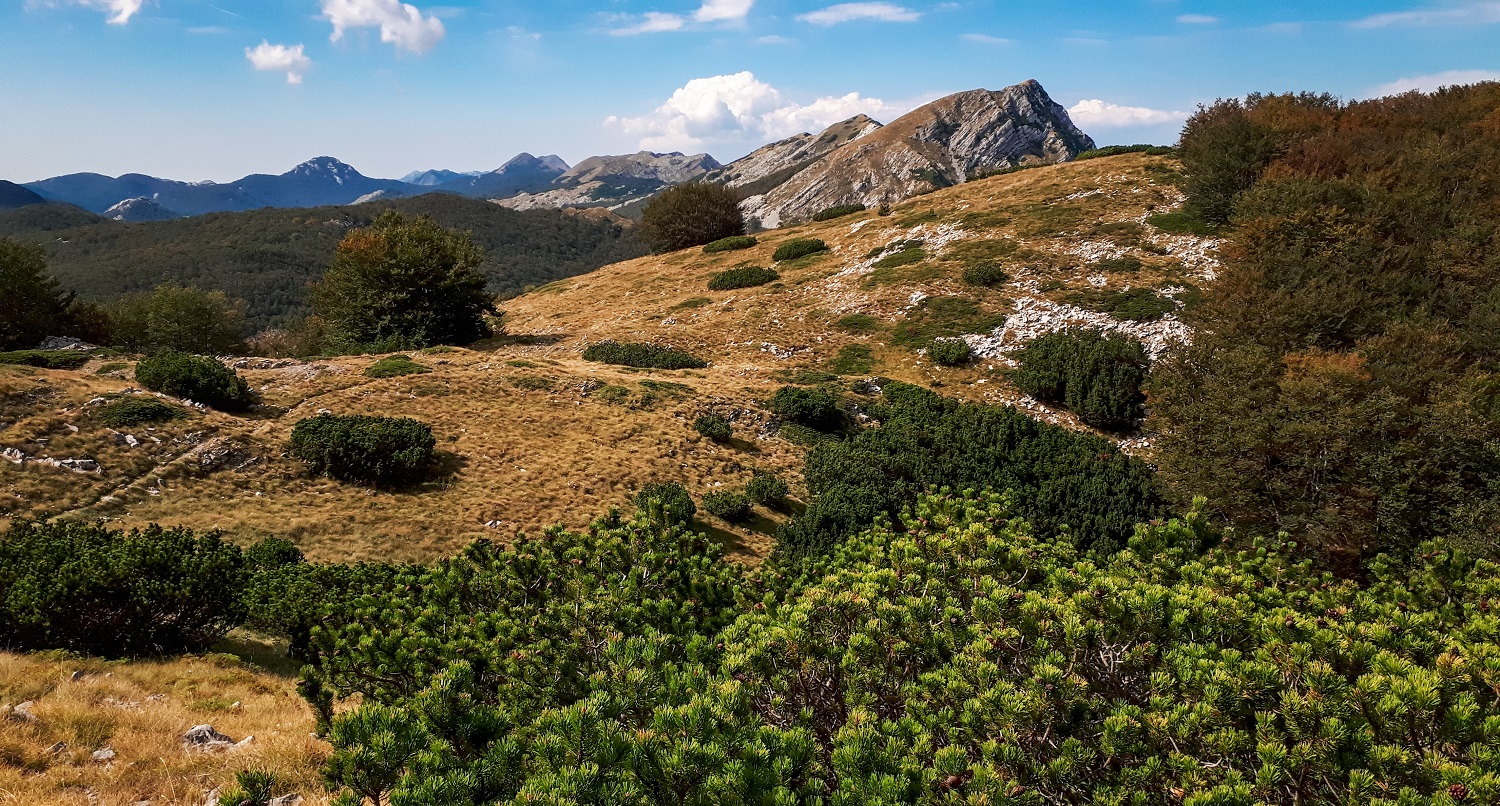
xmin=25 ymin=157 xmax=412 ymax=217
xmin=493 ymin=151 xmax=721 ymax=212
xmin=0 ymin=180 xmax=47 ymax=210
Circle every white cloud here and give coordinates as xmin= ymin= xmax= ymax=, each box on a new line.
xmin=605 ymin=71 xmax=912 ymax=151
xmin=246 ymin=41 xmax=312 ymax=84
xmin=797 ymin=2 xmax=920 ymax=25
xmin=960 ymin=33 xmax=1011 ymax=44
xmin=1068 ymin=99 xmax=1188 ymax=128
xmin=1353 ymin=1 xmax=1500 ymax=28
xmin=610 ymin=11 xmax=687 ymax=35
xmin=610 ymin=0 xmax=753 ymax=35
xmin=1177 ymin=14 xmax=1217 ymax=24
xmin=321 ymin=0 xmax=445 ymax=54
xmin=755 ymin=34 xmax=796 ymax=44
xmin=694 ymin=0 xmax=753 ymax=23
xmin=30 ymin=0 xmax=143 ymax=25
xmin=1373 ymin=69 xmax=1500 ymax=95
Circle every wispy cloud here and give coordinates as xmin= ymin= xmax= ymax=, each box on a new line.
xmin=1353 ymin=1 xmax=1500 ymax=28
xmin=797 ymin=2 xmax=920 ymax=25
xmin=960 ymin=33 xmax=1011 ymax=44
xmin=321 ymin=0 xmax=446 ymax=54
xmin=246 ymin=41 xmax=312 ymax=84
xmin=1069 ymin=99 xmax=1188 ymax=128
xmin=28 ymin=0 xmax=143 ymax=25
xmin=1177 ymin=14 xmax=1217 ymax=24
xmin=606 ymin=71 xmax=920 ymax=151
xmin=1373 ymin=68 xmax=1500 ymax=95
xmin=609 ymin=0 xmax=754 ymax=35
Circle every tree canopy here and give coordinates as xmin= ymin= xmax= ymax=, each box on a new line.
xmin=312 ymin=211 xmax=495 ymax=350
xmin=0 ymin=237 xmax=72 ymax=349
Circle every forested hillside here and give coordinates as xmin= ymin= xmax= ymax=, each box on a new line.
xmin=0 ymin=193 xmax=645 ymax=330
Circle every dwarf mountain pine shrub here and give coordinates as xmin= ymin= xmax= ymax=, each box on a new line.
xmin=134 ymin=352 xmax=253 ymax=411
xmin=288 ymin=414 xmax=435 ymax=487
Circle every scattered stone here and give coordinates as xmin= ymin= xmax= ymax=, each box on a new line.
xmin=91 ymin=747 xmax=116 ymax=763
xmin=38 ymin=336 xmax=96 ymax=351
xmin=267 ymin=796 xmax=304 ymax=806
xmin=2 ymin=447 xmax=26 ymax=464
xmin=70 ymin=670 xmax=87 ymax=682
xmin=48 ymin=741 xmax=67 ymax=755
xmin=182 ymin=724 xmax=235 ymax=751
xmin=9 ymin=701 xmax=39 ymax=723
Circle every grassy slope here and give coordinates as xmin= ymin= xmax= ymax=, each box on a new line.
xmin=0 ymin=153 xmax=1221 ymax=804
xmin=0 ymin=153 xmax=1214 ymax=566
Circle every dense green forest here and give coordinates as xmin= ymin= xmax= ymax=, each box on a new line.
xmin=0 ymin=193 xmax=645 ymax=330
xmin=1151 ymin=83 xmax=1500 ymax=570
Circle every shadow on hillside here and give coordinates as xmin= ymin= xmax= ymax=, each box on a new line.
xmin=421 ymin=450 xmax=469 ymax=489
xmin=694 ymin=512 xmax=782 ymax=561
xmin=213 ymin=632 xmax=302 ymax=679
xmin=487 ymin=333 xmax=568 ymax=348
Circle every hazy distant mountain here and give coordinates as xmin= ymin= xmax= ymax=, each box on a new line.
xmin=400 ymin=169 xmax=482 ymax=186
xmin=494 ymin=151 xmax=720 ymax=211
xmin=740 ymin=80 xmax=1095 ymax=227
xmin=25 ymin=157 xmax=413 ymax=218
xmin=0 ymin=180 xmax=47 ymax=210
xmin=104 ymin=197 xmax=178 ymax=222
xmin=434 ymin=153 xmax=570 ymax=199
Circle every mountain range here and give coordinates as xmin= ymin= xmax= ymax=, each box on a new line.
xmin=13 ymin=79 xmax=1094 ymax=228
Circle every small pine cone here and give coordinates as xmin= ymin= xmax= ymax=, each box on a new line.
xmin=1450 ymin=783 xmax=1469 ymax=801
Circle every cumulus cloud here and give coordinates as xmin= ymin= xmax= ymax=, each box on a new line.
xmin=246 ymin=41 xmax=312 ymax=84
xmin=1177 ymin=14 xmax=1217 ymax=24
xmin=1373 ymin=69 xmax=1500 ymax=95
xmin=610 ymin=0 xmax=753 ymax=35
xmin=797 ymin=2 xmax=920 ymax=25
xmin=322 ymin=0 xmax=445 ymax=54
xmin=1068 ymin=99 xmax=1188 ymax=128
xmin=30 ymin=0 xmax=143 ymax=25
xmin=1354 ymin=1 xmax=1500 ymax=28
xmin=605 ymin=71 xmax=910 ymax=151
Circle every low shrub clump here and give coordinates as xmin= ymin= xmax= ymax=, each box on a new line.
xmin=582 ymin=341 xmax=708 ymax=370
xmin=288 ymin=413 xmax=436 ymax=487
xmin=365 ymin=354 xmax=431 ymax=378
xmin=693 ymin=413 xmax=732 ymax=443
xmin=0 ymin=521 xmax=247 ymax=657
xmin=811 ymin=204 xmax=865 ymax=221
xmin=0 ymin=350 xmax=92 ymax=369
xmin=772 ymin=238 xmax=828 ymax=262
xmin=830 ymin=344 xmax=874 ymax=375
xmin=1146 ymin=211 xmax=1224 ymax=236
xmin=702 ymin=489 xmax=752 ymax=522
xmin=634 ymin=482 xmax=696 ymax=525
xmin=1066 ymin=287 xmax=1177 ymax=322
xmin=961 ymin=262 xmax=1009 ymax=287
xmin=769 ymin=385 xmax=841 ymax=429
xmin=1075 ymin=143 xmax=1176 ymax=160
xmin=702 ymin=235 xmax=758 ymax=254
xmin=707 ymin=266 xmax=779 ymax=291
xmin=871 ymin=246 xmax=925 ymax=270
xmin=97 ymin=396 xmax=184 ymax=428
xmin=746 ymin=471 xmax=788 ymax=507
xmin=834 ymin=314 xmax=881 ymax=334
xmin=134 ymin=352 xmax=253 ymax=411
xmin=510 ymin=375 xmax=555 ymax=391
xmin=1012 ymin=328 xmax=1148 ymax=431
xmin=927 ymin=337 xmax=973 ymax=366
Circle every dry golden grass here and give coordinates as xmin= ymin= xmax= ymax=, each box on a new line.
xmin=0 ymin=644 xmax=325 ymax=806
xmin=1 ymin=153 xmax=1208 ymax=567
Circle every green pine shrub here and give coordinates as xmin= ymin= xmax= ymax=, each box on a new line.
xmin=693 ymin=413 xmax=733 ymax=443
xmin=707 ymin=266 xmax=779 ymax=291
xmin=0 ymin=521 xmax=247 ymax=657
xmin=769 ymin=385 xmax=841 ymax=429
xmin=1012 ymin=328 xmax=1148 ymax=431
xmin=364 ymin=354 xmax=431 ymax=378
xmin=582 ymin=341 xmax=708 ymax=369
xmin=97 ymin=396 xmax=185 ymax=428
xmin=772 ymin=239 xmax=828 ymax=262
xmin=745 ymin=471 xmax=788 ymax=508
xmin=0 ymin=350 xmax=92 ymax=369
xmin=701 ymin=489 xmax=752 ymax=522
xmin=927 ymin=337 xmax=972 ymax=366
xmin=1075 ymin=143 xmax=1176 ymax=160
xmin=1145 ymin=211 xmax=1225 ymax=236
xmin=633 ymin=482 xmax=697 ymax=525
xmin=134 ymin=352 xmax=253 ymax=411
xmin=871 ymin=246 xmax=925 ymax=269
xmin=288 ymin=414 xmax=435 ymax=487
xmin=702 ymin=235 xmax=758 ymax=254
xmin=811 ymin=204 xmax=865 ymax=222
xmin=961 ymin=262 xmax=1009 ymax=287
xmin=1066 ymin=287 xmax=1177 ymax=321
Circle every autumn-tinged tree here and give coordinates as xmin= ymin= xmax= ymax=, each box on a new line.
xmin=312 ymin=211 xmax=494 ymax=350
xmin=109 ymin=284 xmax=248 ymax=354
xmin=638 ymin=182 xmax=745 ymax=253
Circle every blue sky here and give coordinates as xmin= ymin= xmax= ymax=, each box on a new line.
xmin=4 ymin=0 xmax=1498 ymax=182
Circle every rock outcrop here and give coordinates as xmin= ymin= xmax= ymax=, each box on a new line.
xmin=705 ymin=114 xmax=882 ymax=195
xmin=741 ymin=80 xmax=1094 ymax=228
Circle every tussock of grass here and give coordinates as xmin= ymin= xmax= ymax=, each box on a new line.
xmin=365 ymin=354 xmax=431 ymax=378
